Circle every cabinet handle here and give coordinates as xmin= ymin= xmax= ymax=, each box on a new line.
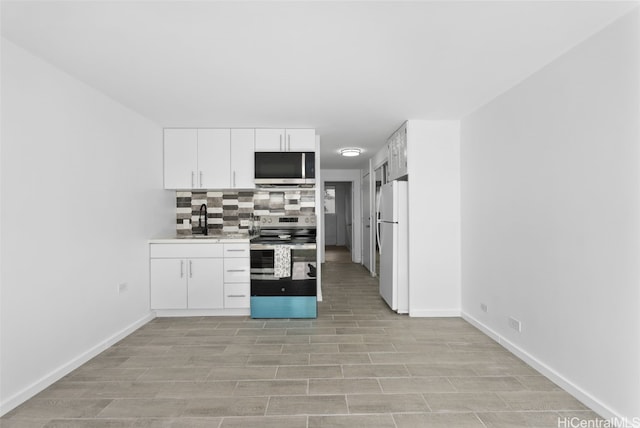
xmin=226 ymin=249 xmax=246 ymax=252
xmin=288 ymin=134 xmax=291 ymax=151
xmin=233 ymin=171 xmax=236 ymax=187
xmin=227 ymin=294 xmax=246 ymax=298
xmin=180 ymin=260 xmax=184 ymax=278
xmin=227 ymin=269 xmax=246 ymax=273
xmin=189 ymin=260 xmax=193 ymax=278
xmin=199 ymin=171 xmax=203 ymax=188
xmin=191 ymin=171 xmax=195 ymax=188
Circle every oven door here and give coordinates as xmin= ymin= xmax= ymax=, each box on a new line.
xmin=250 ymin=243 xmax=317 ymax=296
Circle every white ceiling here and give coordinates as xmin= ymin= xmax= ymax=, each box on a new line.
xmin=2 ymin=1 xmax=637 ymax=169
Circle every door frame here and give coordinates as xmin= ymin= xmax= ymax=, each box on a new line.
xmin=323 ymin=183 xmax=338 ymax=246
xmin=319 ymin=170 xmax=362 ymax=264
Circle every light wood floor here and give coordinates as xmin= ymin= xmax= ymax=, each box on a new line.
xmin=324 ymin=246 xmax=352 ymax=263
xmin=2 ymin=249 xmax=601 ymax=427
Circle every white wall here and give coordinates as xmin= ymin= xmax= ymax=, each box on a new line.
xmin=406 ymin=120 xmax=461 ymax=317
xmin=320 ymin=169 xmax=362 ymax=264
xmin=461 ymin=9 xmax=639 ymax=422
xmin=0 ymin=39 xmax=174 ymax=414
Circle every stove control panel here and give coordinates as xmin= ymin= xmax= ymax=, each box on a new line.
xmin=259 ymin=215 xmax=316 ymax=227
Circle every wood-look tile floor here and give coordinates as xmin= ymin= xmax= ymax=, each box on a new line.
xmin=2 ymin=250 xmax=603 ymax=427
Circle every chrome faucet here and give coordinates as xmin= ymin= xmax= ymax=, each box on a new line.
xmin=198 ymin=204 xmax=208 ymax=236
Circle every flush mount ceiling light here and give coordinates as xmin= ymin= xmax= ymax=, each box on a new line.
xmin=340 ymin=148 xmax=362 ymax=157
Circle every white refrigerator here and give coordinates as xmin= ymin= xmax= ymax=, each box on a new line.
xmin=376 ymin=180 xmax=409 ymax=313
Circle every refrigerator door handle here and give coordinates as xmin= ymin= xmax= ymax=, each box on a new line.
xmin=376 ymin=220 xmax=382 ymax=255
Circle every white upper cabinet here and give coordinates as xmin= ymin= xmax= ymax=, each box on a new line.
xmin=286 ymin=129 xmax=316 ymax=151
xmin=198 ymin=129 xmax=231 ymax=189
xmin=164 ymin=129 xmax=198 ymax=189
xmin=255 ymin=128 xmax=315 ymax=152
xmin=164 ymin=128 xmax=254 ymax=189
xmin=254 ymin=129 xmax=285 ymax=151
xmin=230 ymin=129 xmax=255 ymax=188
xmin=387 ymin=123 xmax=408 ymax=181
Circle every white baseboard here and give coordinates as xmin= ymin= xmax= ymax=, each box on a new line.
xmin=462 ymin=312 xmax=638 ymax=427
xmin=409 ymin=308 xmax=461 ymax=317
xmin=0 ymin=312 xmax=155 ymax=417
xmin=153 ymin=308 xmax=250 ymax=317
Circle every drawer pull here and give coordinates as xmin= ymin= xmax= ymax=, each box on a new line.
xmin=227 ymin=269 xmax=246 ymax=273
xmin=226 ymin=249 xmax=247 ymax=252
xmin=227 ymin=294 xmax=246 ymax=298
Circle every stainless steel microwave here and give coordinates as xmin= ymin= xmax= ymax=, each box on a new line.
xmin=254 ymin=152 xmax=315 ymax=185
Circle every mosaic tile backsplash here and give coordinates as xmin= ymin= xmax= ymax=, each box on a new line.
xmin=176 ymin=189 xmax=316 ymax=235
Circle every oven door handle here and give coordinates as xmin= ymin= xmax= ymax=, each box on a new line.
xmin=250 ymin=243 xmax=317 ymax=251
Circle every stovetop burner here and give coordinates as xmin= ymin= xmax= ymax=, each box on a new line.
xmin=252 ymin=215 xmax=317 ymax=245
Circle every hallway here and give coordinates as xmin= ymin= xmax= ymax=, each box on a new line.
xmin=2 ymin=250 xmax=600 ymax=427
xmin=323 ymin=245 xmax=352 ymax=264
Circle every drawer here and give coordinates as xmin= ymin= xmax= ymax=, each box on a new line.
xmin=224 ymin=243 xmax=250 ymax=258
xmin=224 ymin=258 xmax=250 ymax=283
xmin=150 ymin=243 xmax=223 ymax=258
xmin=224 ymin=283 xmax=250 ymax=308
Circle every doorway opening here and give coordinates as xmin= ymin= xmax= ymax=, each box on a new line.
xmin=324 ymin=181 xmax=354 ymax=263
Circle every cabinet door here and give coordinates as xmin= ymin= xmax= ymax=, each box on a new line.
xmin=187 ymin=258 xmax=224 ymax=309
xmin=255 ymin=129 xmax=285 ymax=151
xmin=399 ymin=127 xmax=408 ymax=177
xmin=150 ymin=258 xmax=187 ymax=309
xmin=388 ymin=131 xmax=404 ymax=181
xmin=230 ymin=129 xmax=255 ymax=188
xmin=197 ymin=129 xmax=231 ymax=189
xmin=164 ymin=129 xmax=198 ymax=189
xmin=286 ymin=129 xmax=316 ymax=151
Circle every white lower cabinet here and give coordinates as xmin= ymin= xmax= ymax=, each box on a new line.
xmin=150 ymin=258 xmax=188 ymax=309
xmin=187 ymin=258 xmax=224 ymax=309
xmin=224 ymin=283 xmax=250 ymax=309
xmin=223 ymin=257 xmax=250 ymax=283
xmin=150 ymin=257 xmax=223 ymax=310
xmin=150 ymin=242 xmax=250 ymax=312
xmin=223 ymin=243 xmax=250 ymax=309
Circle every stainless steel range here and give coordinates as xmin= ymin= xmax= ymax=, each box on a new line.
xmin=250 ymin=215 xmax=317 ymax=318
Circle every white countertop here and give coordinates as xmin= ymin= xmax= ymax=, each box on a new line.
xmin=150 ymin=235 xmax=252 ymax=244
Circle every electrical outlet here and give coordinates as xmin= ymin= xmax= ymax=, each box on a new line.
xmin=480 ymin=303 xmax=488 ymax=313
xmin=508 ymin=317 xmax=521 ymax=332
xmin=118 ymin=282 xmax=128 ymax=294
